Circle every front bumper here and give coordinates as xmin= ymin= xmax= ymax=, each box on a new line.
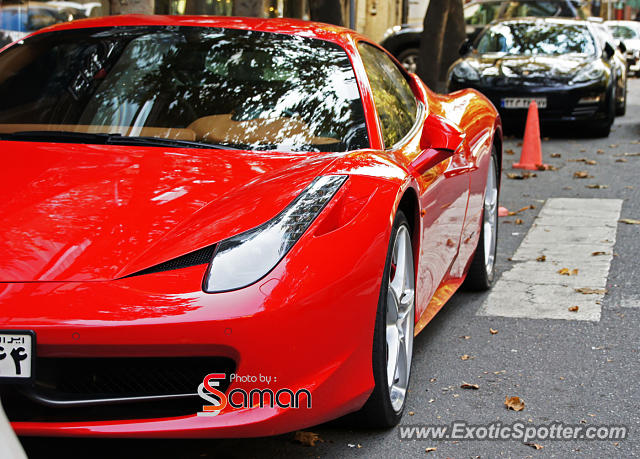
xmin=0 ymin=177 xmax=399 ymax=438
xmin=448 ymin=80 xmax=609 ymax=125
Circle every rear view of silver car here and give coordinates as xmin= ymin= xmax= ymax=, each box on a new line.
xmin=606 ymin=20 xmax=640 ymax=75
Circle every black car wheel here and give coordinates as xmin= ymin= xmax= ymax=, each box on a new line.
xmin=591 ymin=85 xmax=616 ymax=137
xmin=616 ymin=78 xmax=627 ymax=116
xmin=397 ymin=47 xmax=419 ymax=74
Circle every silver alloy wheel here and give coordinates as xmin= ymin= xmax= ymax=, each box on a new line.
xmin=483 ymin=156 xmax=498 ymax=275
xmin=401 ymin=54 xmax=418 ymax=74
xmin=386 ymin=225 xmax=415 ymax=412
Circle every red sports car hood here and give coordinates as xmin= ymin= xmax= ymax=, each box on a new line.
xmin=1 ymin=141 xmax=339 ymax=282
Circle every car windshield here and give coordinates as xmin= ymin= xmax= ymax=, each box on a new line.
xmin=464 ymin=1 xmax=586 ymax=26
xmin=609 ymin=25 xmax=639 ymax=40
xmin=0 ymin=26 xmax=369 ymax=152
xmin=476 ymin=22 xmax=596 ymax=56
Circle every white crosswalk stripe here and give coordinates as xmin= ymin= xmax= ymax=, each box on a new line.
xmin=478 ymin=198 xmax=623 ymax=321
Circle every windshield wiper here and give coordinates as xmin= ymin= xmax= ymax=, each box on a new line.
xmin=0 ymin=130 xmax=116 ymax=144
xmin=0 ymin=130 xmax=233 ymax=150
xmin=108 ymin=135 xmax=234 ymax=150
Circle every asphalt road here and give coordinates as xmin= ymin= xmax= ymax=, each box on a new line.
xmin=20 ymin=78 xmax=640 ymax=458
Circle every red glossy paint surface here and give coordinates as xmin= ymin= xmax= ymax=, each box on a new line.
xmin=1 ymin=16 xmax=501 ymax=437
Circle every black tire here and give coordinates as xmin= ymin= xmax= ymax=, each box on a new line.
xmin=358 ymin=210 xmax=414 ymax=427
xmin=397 ymin=47 xmax=419 ymax=74
xmin=463 ymin=149 xmax=499 ymax=291
xmin=591 ymin=85 xmax=615 ymax=138
xmin=616 ymin=79 xmax=627 ymax=116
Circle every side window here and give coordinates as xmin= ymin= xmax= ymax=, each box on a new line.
xmin=358 ymin=43 xmax=417 ymax=149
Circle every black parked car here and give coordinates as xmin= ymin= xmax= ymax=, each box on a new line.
xmin=447 ymin=18 xmax=620 ymax=137
xmin=380 ymin=0 xmax=589 ymax=73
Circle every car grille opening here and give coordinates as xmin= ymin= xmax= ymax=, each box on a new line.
xmin=123 ymin=244 xmax=216 ymax=278
xmin=1 ymin=357 xmax=235 ymax=422
xmin=571 ymin=106 xmax=599 ymax=117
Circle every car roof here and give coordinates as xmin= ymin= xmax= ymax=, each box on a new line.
xmin=490 ymin=16 xmax=590 ymax=26
xmin=26 ymin=15 xmax=366 ymax=49
xmin=466 ymin=0 xmax=582 ymax=4
xmin=605 ymin=20 xmax=640 ymax=28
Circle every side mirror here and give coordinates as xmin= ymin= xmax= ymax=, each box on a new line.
xmin=618 ymin=40 xmax=627 ymax=54
xmin=409 ymin=114 xmax=465 ymax=175
xmin=604 ymin=42 xmax=615 ymax=60
xmin=459 ymin=39 xmax=473 ymax=56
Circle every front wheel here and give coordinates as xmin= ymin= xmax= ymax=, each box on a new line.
xmin=591 ymin=85 xmax=616 ymax=137
xmin=463 ymin=148 xmax=499 ymax=291
xmin=616 ymin=78 xmax=627 ymax=116
xmin=397 ymin=47 xmax=419 ymax=74
xmin=359 ymin=210 xmax=415 ymax=427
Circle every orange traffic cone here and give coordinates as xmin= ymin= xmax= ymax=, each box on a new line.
xmin=513 ymin=101 xmax=548 ymax=170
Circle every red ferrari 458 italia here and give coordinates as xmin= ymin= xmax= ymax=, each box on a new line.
xmin=0 ymin=15 xmax=502 ymax=437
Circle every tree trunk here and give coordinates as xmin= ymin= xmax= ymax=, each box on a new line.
xmin=417 ymin=0 xmax=465 ymax=93
xmin=309 ymin=0 xmax=345 ymax=27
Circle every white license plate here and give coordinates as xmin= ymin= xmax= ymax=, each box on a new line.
xmin=0 ymin=331 xmax=34 ymax=381
xmin=501 ymin=97 xmax=547 ymax=109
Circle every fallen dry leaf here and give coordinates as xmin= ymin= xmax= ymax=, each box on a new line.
xmin=624 ymin=152 xmax=640 ymax=157
xmin=572 ymin=268 xmax=579 ymax=275
xmin=294 ymin=431 xmax=323 ymax=446
xmin=524 ymin=442 xmax=544 ymax=450
xmin=558 ymin=268 xmax=571 ymax=275
xmin=573 ymin=171 xmax=593 ymax=179
xmin=586 ymin=184 xmax=608 ymax=189
xmin=596 ymin=149 xmax=605 ymax=154
xmin=592 ymin=251 xmax=606 ymax=256
xmin=616 ymin=158 xmax=627 ymax=163
xmin=609 ymin=144 xmax=618 ymax=148
xmin=505 ymin=148 xmax=515 ymax=155
xmin=517 ymin=205 xmax=535 ymax=212
xmin=507 ymin=172 xmax=537 ymax=180
xmin=429 ymin=377 xmax=437 ymax=382
xmin=568 ymin=306 xmax=579 ymax=312
xmin=408 ymin=411 xmax=415 ymax=416
xmin=460 ymin=382 xmax=479 ymax=390
xmin=515 ymin=218 xmax=523 ymax=225
xmin=461 ymin=354 xmax=471 ymax=360
xmin=620 ymin=218 xmax=640 ymax=225
xmin=536 ymin=255 xmax=546 ymax=262
xmin=459 ymin=335 xmax=471 ymax=339
xmin=568 ymin=158 xmax=594 ymax=164
xmin=575 ymin=287 xmax=607 ymax=294
xmin=425 ymin=447 xmax=437 ymax=453
xmin=551 ymin=153 xmax=561 ymax=158
xmin=505 ymin=396 xmax=525 ymax=411
xmin=490 ymin=328 xmax=498 ymax=335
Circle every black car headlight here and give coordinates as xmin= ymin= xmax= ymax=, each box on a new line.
xmin=570 ymin=64 xmax=606 ymax=84
xmin=203 ymin=175 xmax=348 ymax=293
xmin=452 ymin=61 xmax=480 ymax=81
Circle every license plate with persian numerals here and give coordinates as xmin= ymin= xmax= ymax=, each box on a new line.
xmin=0 ymin=331 xmax=34 ymax=382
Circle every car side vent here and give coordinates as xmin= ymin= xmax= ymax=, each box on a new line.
xmin=123 ymin=244 xmax=217 ymax=278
